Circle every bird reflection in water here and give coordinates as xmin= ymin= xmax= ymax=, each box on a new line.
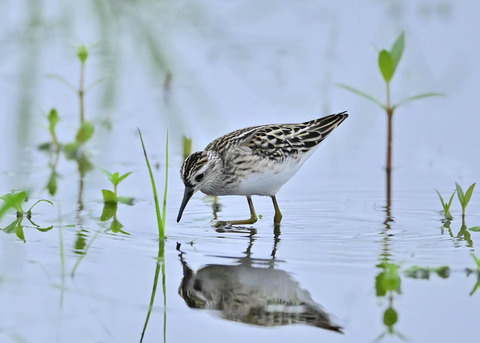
xmin=177 ymin=233 xmax=342 ymax=333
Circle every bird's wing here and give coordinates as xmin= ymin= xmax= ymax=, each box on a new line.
xmin=205 ymin=111 xmax=348 ymax=161
xmin=244 ymin=112 xmax=348 ymax=160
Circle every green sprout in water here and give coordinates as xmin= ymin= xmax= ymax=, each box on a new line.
xmin=435 ymin=188 xmax=456 ymax=221
xmin=339 ymin=31 xmax=443 ymax=172
xmin=100 ymin=170 xmax=134 ymax=235
xmin=0 ymin=191 xmax=53 ymax=242
xmin=102 ymin=170 xmax=134 ymax=205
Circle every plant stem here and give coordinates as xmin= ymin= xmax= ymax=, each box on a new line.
xmin=79 ymin=60 xmax=86 ymax=124
xmin=385 ymin=81 xmax=394 ymax=173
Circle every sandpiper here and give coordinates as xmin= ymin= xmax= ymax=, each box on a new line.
xmin=177 ymin=111 xmax=348 ymax=226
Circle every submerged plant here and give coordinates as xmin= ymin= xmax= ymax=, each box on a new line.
xmin=0 ymin=191 xmax=53 ymax=241
xmin=339 ymin=31 xmax=443 ymax=172
xmin=435 ymin=189 xmax=456 ymax=221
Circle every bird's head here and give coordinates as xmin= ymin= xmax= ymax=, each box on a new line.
xmin=177 ymin=151 xmax=221 ymax=222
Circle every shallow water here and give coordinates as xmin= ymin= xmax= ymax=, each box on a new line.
xmin=2 ymin=1 xmax=480 ymax=343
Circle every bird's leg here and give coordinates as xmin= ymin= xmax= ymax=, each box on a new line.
xmin=214 ymin=196 xmax=258 ymax=227
xmin=271 ymin=195 xmax=283 ymax=225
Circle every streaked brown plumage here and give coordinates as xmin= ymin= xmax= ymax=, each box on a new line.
xmin=178 ymin=111 xmax=348 ymax=225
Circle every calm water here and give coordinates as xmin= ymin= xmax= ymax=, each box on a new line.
xmin=2 ymin=1 xmax=480 ymax=343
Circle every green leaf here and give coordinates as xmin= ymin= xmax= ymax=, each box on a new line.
xmin=464 ymin=183 xmax=476 ymax=207
xmin=337 ymin=83 xmax=385 ymax=109
xmin=456 ymin=182 xmax=465 ymax=205
xmin=469 ymin=226 xmax=480 ymax=232
xmin=36 ymin=226 xmax=54 ymax=233
xmin=75 ymin=121 xmax=95 ymax=144
xmin=45 ymin=73 xmax=77 ymax=93
xmin=117 ymin=196 xmax=135 ymax=205
xmin=63 ymin=142 xmax=79 ymax=159
xmin=433 ymin=266 xmax=450 ymax=279
xmin=395 ymin=92 xmax=446 ymax=109
xmin=0 ymin=191 xmax=28 ymax=214
xmin=102 ymin=189 xmax=117 ymax=204
xmin=383 ymin=307 xmax=398 ymax=327
xmin=117 ymin=171 xmax=133 ymax=184
xmin=77 ymin=45 xmax=89 ymax=63
xmin=48 ymin=109 xmax=60 ymax=134
xmin=77 ymin=155 xmax=94 ymax=177
xmin=471 ymin=254 xmax=480 ymax=268
xmin=447 ymin=191 xmax=456 ymax=208
xmin=390 ymin=31 xmax=405 ymax=71
xmin=379 ymin=50 xmax=395 ymax=82
xmin=435 ymin=189 xmax=446 ymax=208
xmin=109 ymin=218 xmax=124 ymax=233
xmin=100 ymin=201 xmax=117 ymax=221
xmin=46 ymin=171 xmax=58 ymax=196
xmin=102 ymin=169 xmax=114 ymax=184
xmin=2 ymin=218 xmax=22 ymax=234
xmin=404 ymin=266 xmax=430 ymax=279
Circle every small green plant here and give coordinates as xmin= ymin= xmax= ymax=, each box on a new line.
xmin=99 ymin=170 xmax=134 ymax=235
xmin=339 ymin=31 xmax=443 ymax=171
xmin=456 ymin=182 xmax=476 ymax=217
xmin=0 ymin=191 xmax=53 ymax=241
xmin=102 ymin=170 xmax=134 ymax=205
xmin=435 ymin=189 xmax=456 ymax=221
xmin=45 ymin=44 xmax=96 ymax=156
xmin=138 ymin=129 xmax=169 ymax=239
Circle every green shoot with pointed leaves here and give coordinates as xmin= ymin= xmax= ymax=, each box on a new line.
xmin=435 ymin=189 xmax=456 ymax=221
xmin=102 ymin=170 xmax=134 ymax=205
xmin=339 ymin=31 xmax=444 ymax=171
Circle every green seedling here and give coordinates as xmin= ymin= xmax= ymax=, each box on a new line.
xmin=102 ymin=170 xmax=134 ymax=205
xmin=138 ymin=129 xmax=169 ymax=239
xmin=339 ymin=31 xmax=443 ymax=171
xmin=435 ymin=189 xmax=456 ymax=221
xmin=456 ymin=182 xmax=475 ymax=217
xmin=100 ymin=170 xmax=134 ymax=235
xmin=0 ymin=191 xmax=53 ymax=242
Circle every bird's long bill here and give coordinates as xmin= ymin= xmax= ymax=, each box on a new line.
xmin=177 ymin=187 xmax=194 ymax=222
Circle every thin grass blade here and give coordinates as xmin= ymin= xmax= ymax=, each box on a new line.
xmin=138 ymin=129 xmax=164 ymax=238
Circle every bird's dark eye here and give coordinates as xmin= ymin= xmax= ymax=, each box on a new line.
xmin=195 ymin=173 xmax=205 ymax=182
